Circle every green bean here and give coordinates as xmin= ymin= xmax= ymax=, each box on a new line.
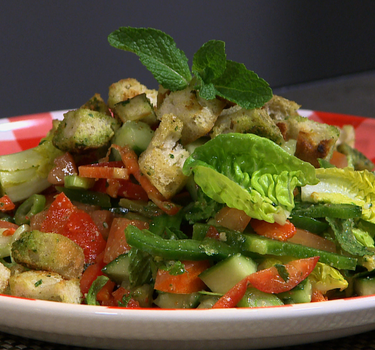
xmin=14 ymin=194 xmax=46 ymax=225
xmin=292 ymin=202 xmax=362 ymax=219
xmin=125 ymin=225 xmax=241 ymax=261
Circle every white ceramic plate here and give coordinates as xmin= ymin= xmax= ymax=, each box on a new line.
xmin=1 ymin=110 xmax=375 ymax=350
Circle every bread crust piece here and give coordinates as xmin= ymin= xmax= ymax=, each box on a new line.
xmin=138 ymin=114 xmax=190 ymax=199
xmin=9 ymin=270 xmax=82 ymax=304
xmin=156 ymin=88 xmax=225 ymax=145
xmin=107 ymin=78 xmax=158 ymax=109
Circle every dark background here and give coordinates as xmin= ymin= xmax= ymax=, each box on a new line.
xmin=1 ymin=0 xmax=375 ymax=119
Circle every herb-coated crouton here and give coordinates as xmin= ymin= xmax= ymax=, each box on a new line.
xmin=107 ymin=78 xmax=158 ymax=109
xmin=81 ymin=93 xmax=111 ymax=116
xmin=0 ymin=262 xmax=10 ymax=293
xmin=52 ymin=108 xmax=120 ymax=153
xmin=211 ymin=105 xmax=285 ymax=145
xmin=157 ymin=88 xmax=225 ymax=145
xmin=264 ymin=95 xmax=340 ymax=167
xmin=11 ymin=230 xmax=85 ymax=280
xmin=138 ymin=114 xmax=190 ymax=199
xmin=9 ymin=270 xmax=82 ymax=304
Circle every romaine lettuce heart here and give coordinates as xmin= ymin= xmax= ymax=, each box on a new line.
xmin=183 ymin=133 xmax=318 ymax=224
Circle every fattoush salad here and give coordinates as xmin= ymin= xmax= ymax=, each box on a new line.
xmin=1 ymin=27 xmax=375 ymax=309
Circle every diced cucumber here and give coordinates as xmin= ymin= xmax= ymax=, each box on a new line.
xmin=64 ymin=175 xmax=95 ymax=190
xmin=196 ymin=294 xmax=220 ymax=309
xmin=354 ymin=276 xmax=375 ymax=296
xmin=102 ymin=253 xmax=130 ymax=284
xmin=277 ymin=278 xmax=312 ymax=304
xmin=199 ymin=253 xmax=257 ymax=294
xmin=153 ymin=292 xmax=201 ymax=309
xmin=237 ymin=287 xmax=284 ymax=308
xmin=124 ymin=283 xmax=154 ymax=308
xmin=112 ymin=120 xmax=154 ymax=157
xmin=114 ymin=93 xmax=157 ymax=125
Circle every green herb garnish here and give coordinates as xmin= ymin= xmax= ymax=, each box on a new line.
xmin=108 ymin=27 xmax=272 ymax=110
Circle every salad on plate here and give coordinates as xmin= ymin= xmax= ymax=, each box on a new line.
xmin=1 ymin=27 xmax=375 ymax=309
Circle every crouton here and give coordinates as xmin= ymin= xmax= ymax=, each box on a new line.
xmin=138 ymin=114 xmax=190 ymax=199
xmin=264 ymin=95 xmax=339 ymax=167
xmin=108 ymin=78 xmax=158 ymax=109
xmin=12 ymin=230 xmax=85 ymax=279
xmin=52 ymin=108 xmax=120 ymax=153
xmin=9 ymin=270 xmax=82 ymax=304
xmin=156 ymin=88 xmax=225 ymax=145
xmin=211 ymin=105 xmax=284 ymax=145
xmin=0 ymin=262 xmax=10 ymax=293
xmin=81 ymin=93 xmax=111 ymax=116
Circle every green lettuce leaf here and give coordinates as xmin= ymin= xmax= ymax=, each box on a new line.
xmin=309 ymin=262 xmax=348 ymax=293
xmin=301 ymin=167 xmax=375 ymax=223
xmin=182 ymin=133 xmax=318 ymax=223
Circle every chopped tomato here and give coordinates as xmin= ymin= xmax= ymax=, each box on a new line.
xmin=103 ymin=217 xmax=149 ymax=264
xmin=205 ymin=225 xmax=220 ymax=240
xmin=112 ymin=144 xmax=181 ymax=216
xmin=287 ymin=228 xmax=337 ymax=253
xmin=48 ymin=152 xmax=78 ymax=185
xmin=215 ymin=207 xmax=251 ymax=232
xmin=80 ymin=259 xmax=106 ymax=296
xmin=311 ymin=288 xmax=328 ymax=302
xmin=213 ymin=257 xmax=319 ymax=308
xmin=96 ymin=280 xmax=117 ymax=302
xmin=66 ymin=210 xmax=107 ymax=262
xmin=40 ymin=192 xmax=106 ymax=263
xmin=106 ymin=178 xmax=149 ymax=201
xmin=112 ymin=287 xmax=140 ymax=308
xmin=0 ymin=220 xmax=19 ymax=230
xmin=0 ymin=195 xmax=15 ymax=212
xmin=2 ymin=227 xmax=16 ymax=236
xmin=78 ymin=161 xmax=129 ymax=180
xmin=154 ymin=260 xmax=211 ymax=294
xmin=251 ymin=219 xmax=296 ymax=241
xmin=329 ymin=151 xmax=348 ymax=168
xmin=89 ymin=210 xmax=114 ymax=240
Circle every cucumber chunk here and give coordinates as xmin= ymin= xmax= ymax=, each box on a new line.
xmin=112 ymin=120 xmax=154 ymax=157
xmin=277 ymin=278 xmax=312 ymax=304
xmin=102 ymin=253 xmax=130 ymax=284
xmin=199 ymin=253 xmax=257 ymax=294
xmin=237 ymin=287 xmax=284 ymax=308
xmin=154 ymin=292 xmax=201 ymax=309
xmin=114 ymin=93 xmax=157 ymax=125
xmin=354 ymin=276 xmax=375 ymax=296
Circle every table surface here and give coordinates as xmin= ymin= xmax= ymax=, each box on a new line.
xmin=2 ymin=71 xmax=375 ymax=350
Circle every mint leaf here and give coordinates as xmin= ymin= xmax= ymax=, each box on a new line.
xmin=108 ymin=27 xmax=192 ymax=91
xmin=192 ymin=40 xmax=227 ymax=83
xmin=211 ymin=60 xmax=272 ymax=109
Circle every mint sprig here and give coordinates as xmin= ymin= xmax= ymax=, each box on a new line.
xmin=108 ymin=27 xmax=272 ymax=109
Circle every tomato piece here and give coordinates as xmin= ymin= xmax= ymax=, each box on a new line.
xmin=311 ymin=288 xmax=328 ymax=302
xmin=78 ymin=161 xmax=129 ymax=180
xmin=0 ymin=195 xmax=15 ymax=212
xmin=330 ymin=151 xmax=348 ymax=168
xmin=247 ymin=256 xmax=320 ymax=294
xmin=96 ymin=280 xmax=117 ymax=302
xmin=89 ymin=210 xmax=114 ymax=241
xmin=106 ymin=179 xmax=149 ymax=201
xmin=65 ymin=209 xmax=107 ymax=263
xmin=287 ymin=228 xmax=337 ymax=253
xmin=40 ymin=192 xmax=106 ymax=263
xmin=205 ymin=225 xmax=220 ymax=240
xmin=213 ymin=257 xmax=320 ymax=308
xmin=215 ymin=207 xmax=251 ymax=232
xmin=40 ymin=192 xmax=75 ymax=235
xmin=251 ymin=219 xmax=296 ymax=241
xmin=0 ymin=220 xmax=19 ymax=230
xmin=80 ymin=259 xmax=105 ymax=296
xmin=103 ymin=218 xmax=149 ymax=264
xmin=112 ymin=287 xmax=140 ymax=308
xmin=212 ymin=277 xmax=249 ymax=309
xmin=2 ymin=227 xmax=16 ymax=236
xmin=154 ymin=260 xmax=211 ymax=294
